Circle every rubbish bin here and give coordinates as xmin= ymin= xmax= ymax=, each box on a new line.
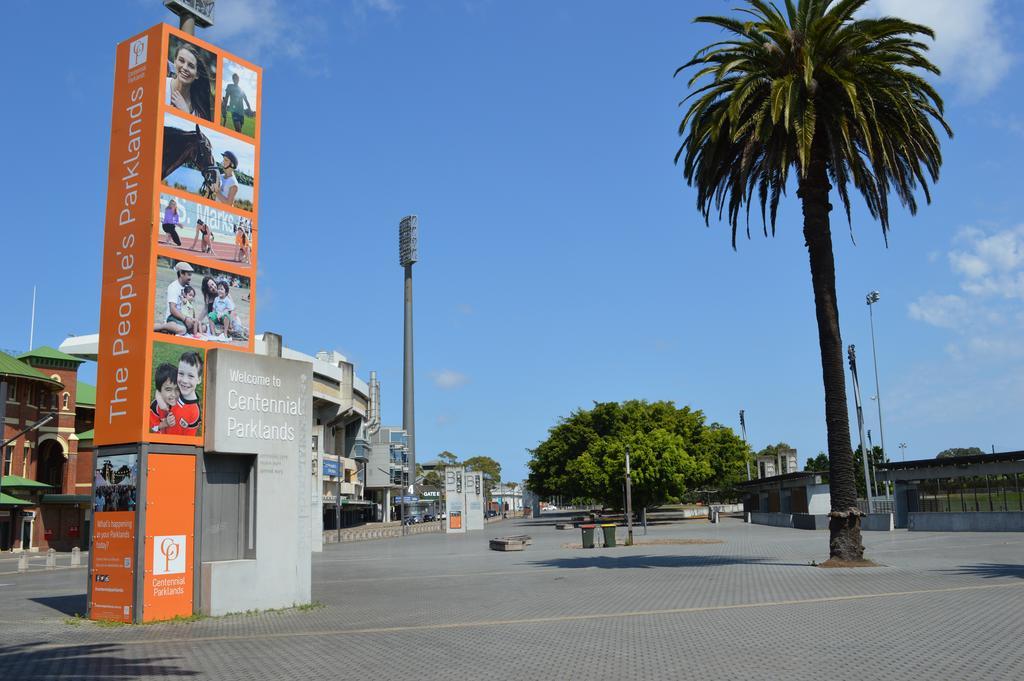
xmin=600 ymin=523 xmax=616 ymax=547
xmin=580 ymin=524 xmax=596 ymax=549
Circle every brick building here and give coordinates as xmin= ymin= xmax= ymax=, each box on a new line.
xmin=1 ymin=347 xmax=95 ymax=551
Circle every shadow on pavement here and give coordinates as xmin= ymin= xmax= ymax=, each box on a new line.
xmin=941 ymin=563 xmax=1024 ymax=580
xmin=530 ymin=554 xmax=803 ymax=570
xmin=30 ymin=593 xmax=88 ymax=616
xmin=0 ymin=642 xmax=198 ymax=680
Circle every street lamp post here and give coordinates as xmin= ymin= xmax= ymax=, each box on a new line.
xmin=866 ymin=291 xmax=887 ymax=467
xmin=898 ymin=442 xmax=907 ymax=462
xmin=848 ymin=345 xmax=875 ymax=514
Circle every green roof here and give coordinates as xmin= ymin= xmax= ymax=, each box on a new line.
xmin=40 ymin=494 xmax=92 ymax=504
xmin=76 ymin=429 xmax=95 ymax=441
xmin=76 ymin=380 xmax=96 ymax=407
xmin=1 ymin=475 xmax=53 ymax=490
xmin=18 ymin=346 xmax=85 ymax=365
xmin=0 ymin=492 xmax=33 ymax=506
xmin=0 ymin=352 xmax=62 ymax=388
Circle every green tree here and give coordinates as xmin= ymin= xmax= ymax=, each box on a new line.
xmin=463 ymin=455 xmax=502 ymax=489
xmin=936 ymin=447 xmax=985 ymax=459
xmin=421 ymin=469 xmax=443 ymax=488
xmin=528 ymin=400 xmax=751 ymax=509
xmin=805 ymin=451 xmax=829 ymax=472
xmin=437 ymin=451 xmax=459 ymax=466
xmin=805 ymin=447 xmax=888 ymax=498
xmin=676 ymin=0 xmax=950 ymax=562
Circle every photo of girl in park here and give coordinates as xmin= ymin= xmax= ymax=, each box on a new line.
xmin=161 ymin=112 xmax=256 ymax=212
xmin=222 ymin=58 xmax=259 ymax=138
xmin=156 ymin=194 xmax=256 ymax=267
xmin=152 ymin=255 xmax=251 ymax=346
xmin=166 ymin=36 xmax=216 ymax=121
xmin=149 ymin=342 xmax=205 ymax=439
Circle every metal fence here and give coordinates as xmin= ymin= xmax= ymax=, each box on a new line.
xmin=857 ymin=498 xmax=893 ymax=515
xmin=916 ymin=474 xmax=1023 ymax=513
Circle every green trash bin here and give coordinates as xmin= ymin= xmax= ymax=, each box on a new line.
xmin=580 ymin=524 xmax=596 ymax=549
xmin=600 ymin=523 xmax=616 ymax=547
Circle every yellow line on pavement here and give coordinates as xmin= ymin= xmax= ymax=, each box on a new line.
xmin=48 ymin=579 xmax=1023 ymax=648
xmin=317 ymin=566 xmax=582 ymax=584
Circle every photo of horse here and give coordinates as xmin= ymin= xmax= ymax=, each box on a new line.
xmin=161 ymin=112 xmax=256 ymax=211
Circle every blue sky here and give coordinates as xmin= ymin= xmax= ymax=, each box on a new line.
xmin=3 ymin=1 xmax=1022 ymax=483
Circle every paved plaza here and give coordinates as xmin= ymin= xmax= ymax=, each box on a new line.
xmin=1 ymin=517 xmax=1023 ymax=680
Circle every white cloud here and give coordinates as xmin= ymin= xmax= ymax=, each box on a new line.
xmin=865 ymin=0 xmax=1013 ymax=98
xmin=907 ymin=294 xmax=967 ymax=329
xmin=909 ymin=223 xmax=1024 ymax=360
xmin=949 ymin=225 xmax=1024 ymax=299
xmin=210 ymin=0 xmax=326 ymax=63
xmin=432 ymin=369 xmax=469 ymax=389
xmin=357 ymin=0 xmax=401 ymax=15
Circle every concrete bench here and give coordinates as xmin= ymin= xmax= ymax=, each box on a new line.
xmin=489 ymin=535 xmax=532 ymax=551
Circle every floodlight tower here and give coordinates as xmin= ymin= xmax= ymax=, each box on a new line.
xmin=163 ymin=0 xmax=215 ymax=34
xmin=399 ymin=216 xmax=418 ymax=515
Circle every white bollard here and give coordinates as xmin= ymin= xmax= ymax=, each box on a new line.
xmin=71 ymin=546 xmax=82 ymax=566
xmin=18 ymin=553 xmax=29 ymax=572
xmin=46 ymin=548 xmax=57 ymax=569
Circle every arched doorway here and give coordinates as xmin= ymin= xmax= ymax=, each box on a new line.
xmin=37 ymin=439 xmax=66 ymax=490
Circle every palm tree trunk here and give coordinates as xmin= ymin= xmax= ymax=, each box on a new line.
xmin=799 ymin=139 xmax=865 ymax=562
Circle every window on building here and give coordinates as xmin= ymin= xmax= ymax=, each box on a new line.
xmin=3 ymin=445 xmax=12 ymax=476
xmin=5 ymin=380 xmax=15 ymax=401
xmin=312 ymin=435 xmax=319 ymax=452
xmin=62 ymin=393 xmax=69 ymax=410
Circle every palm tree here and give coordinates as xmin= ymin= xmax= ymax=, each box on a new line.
xmin=676 ymin=0 xmax=950 ymax=562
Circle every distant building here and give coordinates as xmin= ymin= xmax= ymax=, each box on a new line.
xmin=1 ymin=347 xmax=95 ymax=552
xmin=756 ymin=447 xmax=798 ymax=479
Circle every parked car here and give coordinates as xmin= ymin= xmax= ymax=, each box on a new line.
xmin=423 ymin=513 xmax=435 ymax=522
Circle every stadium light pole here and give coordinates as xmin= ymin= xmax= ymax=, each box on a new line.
xmin=739 ymin=409 xmax=750 ymax=481
xmin=163 ymin=1 xmax=216 ymax=35
xmin=399 ymin=216 xmax=418 ymax=533
xmin=848 ymin=345 xmax=875 ymax=514
xmin=866 ymin=291 xmax=887 ymax=469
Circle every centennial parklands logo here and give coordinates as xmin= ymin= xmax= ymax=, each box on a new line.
xmin=153 ymin=535 xmax=186 ymax=575
xmin=128 ymin=35 xmax=148 ymax=69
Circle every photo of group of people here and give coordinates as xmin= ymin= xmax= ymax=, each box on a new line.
xmin=166 ymin=35 xmax=259 ymax=141
xmin=161 ymin=112 xmax=256 ymax=212
xmin=93 ymin=454 xmax=138 ymax=513
xmin=158 ymin=194 xmax=255 ymax=266
xmin=150 ymin=342 xmax=205 ymax=438
xmin=152 ymin=256 xmax=251 ymax=345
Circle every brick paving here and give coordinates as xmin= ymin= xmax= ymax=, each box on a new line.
xmin=1 ymin=517 xmax=1022 ymax=679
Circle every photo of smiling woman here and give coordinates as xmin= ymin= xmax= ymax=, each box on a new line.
xmin=166 ymin=36 xmax=216 ymax=121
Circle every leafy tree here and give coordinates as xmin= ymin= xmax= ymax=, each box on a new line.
xmin=805 ymin=451 xmax=829 ymax=472
xmin=676 ymin=0 xmax=950 ymax=562
xmin=936 ymin=447 xmax=985 ymax=459
xmin=437 ymin=450 xmax=459 ymax=466
xmin=421 ymin=469 xmax=443 ymax=488
xmin=463 ymin=455 xmax=502 ymax=489
xmin=806 ymin=446 xmax=889 ymax=498
xmin=527 ymin=400 xmax=751 ymax=509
